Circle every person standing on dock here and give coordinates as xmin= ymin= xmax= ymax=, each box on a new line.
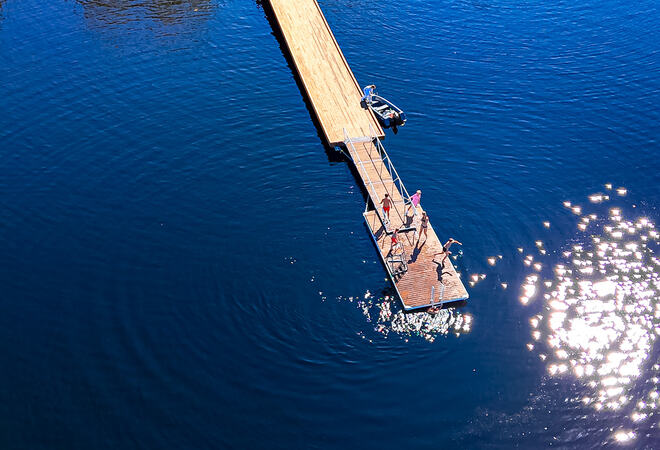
xmin=418 ymin=211 xmax=429 ymax=244
xmin=435 ymin=238 xmax=462 ymax=265
xmin=406 ymin=190 xmax=422 ymax=216
xmin=380 ymin=193 xmax=392 ymax=222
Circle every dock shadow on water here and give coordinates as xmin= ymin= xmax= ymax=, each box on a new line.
xmin=516 ymin=189 xmax=659 ymax=443
xmin=260 ymin=0 xmax=338 ymax=154
xmin=353 ymin=289 xmax=472 ymax=343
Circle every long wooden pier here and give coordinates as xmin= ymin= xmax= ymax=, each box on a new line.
xmin=268 ymin=0 xmax=383 ymax=145
xmin=268 ymin=0 xmax=468 ymax=309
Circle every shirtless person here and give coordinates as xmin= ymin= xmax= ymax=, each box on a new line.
xmin=434 ymin=238 xmax=462 ymax=265
xmin=380 ymin=193 xmax=392 ymax=222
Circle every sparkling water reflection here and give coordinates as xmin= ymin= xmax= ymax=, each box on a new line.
xmin=520 ymin=193 xmax=659 ymax=439
xmin=356 ymin=295 xmax=472 ymax=343
xmin=2 ymin=0 xmax=659 ymax=445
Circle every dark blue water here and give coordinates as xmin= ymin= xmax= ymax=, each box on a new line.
xmin=1 ymin=0 xmax=659 ymax=448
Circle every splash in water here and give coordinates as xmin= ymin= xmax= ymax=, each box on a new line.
xmin=356 ymin=295 xmax=472 ymax=343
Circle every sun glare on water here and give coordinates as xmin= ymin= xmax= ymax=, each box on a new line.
xmin=521 ymin=193 xmax=659 ymax=443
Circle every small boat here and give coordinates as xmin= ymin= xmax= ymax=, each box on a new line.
xmin=361 ymin=85 xmax=407 ymax=128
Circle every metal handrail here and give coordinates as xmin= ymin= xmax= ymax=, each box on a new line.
xmin=430 ymin=283 xmax=446 ymax=306
xmin=343 ymin=129 xmax=415 ymax=248
xmin=368 ymin=124 xmax=419 ymax=217
xmin=343 ymin=128 xmax=383 ymax=214
xmin=387 ymin=248 xmax=408 ymax=274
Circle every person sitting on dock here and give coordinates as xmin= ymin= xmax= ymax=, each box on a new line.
xmin=380 ymin=193 xmax=392 ymax=222
xmin=434 ymin=238 xmax=462 ymax=265
xmin=390 ymin=228 xmax=400 ymax=254
xmin=406 ymin=190 xmax=421 ymax=216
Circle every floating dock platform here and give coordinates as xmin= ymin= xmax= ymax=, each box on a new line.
xmin=268 ymin=0 xmax=468 ymax=309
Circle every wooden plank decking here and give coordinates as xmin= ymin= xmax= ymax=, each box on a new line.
xmin=268 ymin=0 xmax=384 ymax=145
xmin=348 ymin=140 xmax=468 ymax=309
xmin=267 ymin=0 xmax=468 ymax=309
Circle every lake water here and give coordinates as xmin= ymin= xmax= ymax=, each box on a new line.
xmin=1 ymin=0 xmax=658 ymax=448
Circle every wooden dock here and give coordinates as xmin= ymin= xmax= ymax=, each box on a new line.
xmin=267 ymin=0 xmax=468 ymax=309
xmin=346 ymin=138 xmax=468 ymax=309
xmin=268 ymin=0 xmax=384 ymax=146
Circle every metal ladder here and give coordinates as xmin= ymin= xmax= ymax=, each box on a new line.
xmin=387 ymin=244 xmax=408 ymax=275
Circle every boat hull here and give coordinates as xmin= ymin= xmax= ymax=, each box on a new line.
xmin=369 ymin=95 xmax=406 ymax=128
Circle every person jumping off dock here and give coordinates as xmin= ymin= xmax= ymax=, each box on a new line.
xmin=380 ymin=193 xmax=392 ymax=222
xmin=434 ymin=238 xmax=462 ymax=265
xmin=406 ymin=190 xmax=421 ymax=216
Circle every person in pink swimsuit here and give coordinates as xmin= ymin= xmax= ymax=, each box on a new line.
xmin=406 ymin=189 xmax=421 ymax=216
